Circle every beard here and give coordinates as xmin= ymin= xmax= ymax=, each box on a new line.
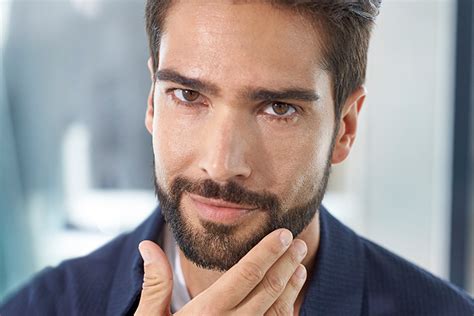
xmin=153 ymin=155 xmax=332 ymax=272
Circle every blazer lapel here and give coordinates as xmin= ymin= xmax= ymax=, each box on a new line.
xmin=300 ymin=205 xmax=365 ymax=316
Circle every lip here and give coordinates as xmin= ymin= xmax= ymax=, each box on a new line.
xmin=187 ymin=193 xmax=257 ymax=224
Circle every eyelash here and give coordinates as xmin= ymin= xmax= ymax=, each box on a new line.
xmin=166 ymin=88 xmax=300 ymax=122
xmin=262 ymin=103 xmax=298 ymax=122
xmin=167 ymin=88 xmax=206 ymax=106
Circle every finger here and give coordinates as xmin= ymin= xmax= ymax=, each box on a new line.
xmin=265 ymin=264 xmax=307 ymax=316
xmin=203 ymin=228 xmax=294 ymax=309
xmin=238 ymin=239 xmax=307 ymax=314
xmin=134 ymin=240 xmax=173 ymax=316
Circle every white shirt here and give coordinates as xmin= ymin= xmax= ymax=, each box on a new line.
xmin=162 ymin=224 xmax=192 ymax=313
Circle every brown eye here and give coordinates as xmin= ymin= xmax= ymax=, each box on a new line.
xmin=272 ymin=103 xmax=290 ymax=115
xmin=172 ymin=89 xmax=201 ymax=103
xmin=263 ymin=102 xmax=297 ymax=118
xmin=181 ymin=89 xmax=200 ymax=102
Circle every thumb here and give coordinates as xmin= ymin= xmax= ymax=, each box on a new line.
xmin=134 ymin=240 xmax=173 ymax=316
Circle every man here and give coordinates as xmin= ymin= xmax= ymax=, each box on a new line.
xmin=1 ymin=0 xmax=473 ymax=315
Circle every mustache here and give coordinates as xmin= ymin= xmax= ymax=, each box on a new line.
xmin=168 ymin=176 xmax=281 ymax=212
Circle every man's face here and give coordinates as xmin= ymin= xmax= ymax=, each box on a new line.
xmin=146 ymin=1 xmax=340 ymax=271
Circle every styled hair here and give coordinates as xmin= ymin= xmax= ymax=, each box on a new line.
xmin=145 ymin=0 xmax=381 ymax=120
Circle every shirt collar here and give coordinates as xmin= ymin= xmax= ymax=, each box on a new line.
xmin=106 ymin=204 xmax=365 ymax=315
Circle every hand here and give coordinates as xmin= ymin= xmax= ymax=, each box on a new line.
xmin=134 ymin=228 xmax=308 ymax=316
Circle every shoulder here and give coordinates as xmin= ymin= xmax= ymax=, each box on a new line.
xmin=0 ymin=233 xmax=131 ymax=316
xmin=361 ymin=237 xmax=474 ymax=315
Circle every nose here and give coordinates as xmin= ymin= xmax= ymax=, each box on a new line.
xmin=198 ymin=109 xmax=252 ymax=183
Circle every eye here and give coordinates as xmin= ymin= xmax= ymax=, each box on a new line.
xmin=263 ymin=102 xmax=297 ymax=117
xmin=172 ymin=89 xmax=201 ymax=102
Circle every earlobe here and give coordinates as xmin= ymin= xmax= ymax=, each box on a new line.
xmin=331 ymin=136 xmax=351 ymax=164
xmin=330 ymin=86 xmax=366 ymax=164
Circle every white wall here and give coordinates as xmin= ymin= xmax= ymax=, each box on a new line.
xmin=326 ymin=0 xmax=456 ymax=280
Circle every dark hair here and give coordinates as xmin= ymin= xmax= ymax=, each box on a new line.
xmin=145 ymin=0 xmax=381 ymax=120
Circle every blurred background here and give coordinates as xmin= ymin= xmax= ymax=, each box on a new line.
xmin=0 ymin=0 xmax=473 ymax=302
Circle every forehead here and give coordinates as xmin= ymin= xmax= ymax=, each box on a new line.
xmin=158 ymin=1 xmax=328 ymax=91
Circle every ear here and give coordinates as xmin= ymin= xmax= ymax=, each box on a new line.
xmin=145 ymin=57 xmax=155 ymax=135
xmin=331 ymin=86 xmax=366 ymax=164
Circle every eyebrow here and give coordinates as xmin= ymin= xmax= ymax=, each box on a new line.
xmin=156 ymin=68 xmax=320 ymax=103
xmin=156 ymin=69 xmax=220 ymax=95
xmin=245 ymin=88 xmax=320 ymax=103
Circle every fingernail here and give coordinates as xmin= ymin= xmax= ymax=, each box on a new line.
xmin=139 ymin=246 xmax=152 ymax=264
xmin=279 ymin=230 xmax=293 ymax=247
xmin=295 ymin=265 xmax=306 ymax=280
xmin=293 ymin=240 xmax=307 ymax=258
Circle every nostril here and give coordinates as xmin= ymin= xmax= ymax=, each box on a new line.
xmin=198 ymin=159 xmax=252 ymax=183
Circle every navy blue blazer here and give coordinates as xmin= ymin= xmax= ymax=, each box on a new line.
xmin=1 ymin=205 xmax=473 ymax=315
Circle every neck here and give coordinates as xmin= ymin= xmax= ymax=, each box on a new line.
xmin=178 ymin=212 xmax=321 ymax=313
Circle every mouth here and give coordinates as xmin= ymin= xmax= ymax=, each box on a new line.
xmin=187 ymin=193 xmax=258 ymax=224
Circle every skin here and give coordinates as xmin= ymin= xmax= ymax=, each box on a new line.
xmin=139 ymin=1 xmax=366 ymax=315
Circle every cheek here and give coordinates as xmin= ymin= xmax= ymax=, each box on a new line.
xmin=152 ymin=97 xmax=199 ymax=186
xmin=260 ymin=119 xmax=333 ymax=207
xmin=267 ymin=141 xmax=320 ymax=201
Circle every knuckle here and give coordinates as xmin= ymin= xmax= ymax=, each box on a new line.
xmin=263 ymin=274 xmax=285 ymax=297
xmin=268 ymin=240 xmax=283 ymax=256
xmin=140 ymin=281 xmax=163 ymax=298
xmin=270 ymin=301 xmax=294 ymax=316
xmin=239 ymin=261 xmax=265 ymax=284
xmin=288 ymin=248 xmax=302 ymax=266
xmin=142 ymin=275 xmax=159 ymax=288
xmin=142 ymin=270 xmax=172 ymax=290
xmin=288 ymin=274 xmax=300 ymax=289
xmin=288 ymin=270 xmax=305 ymax=289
